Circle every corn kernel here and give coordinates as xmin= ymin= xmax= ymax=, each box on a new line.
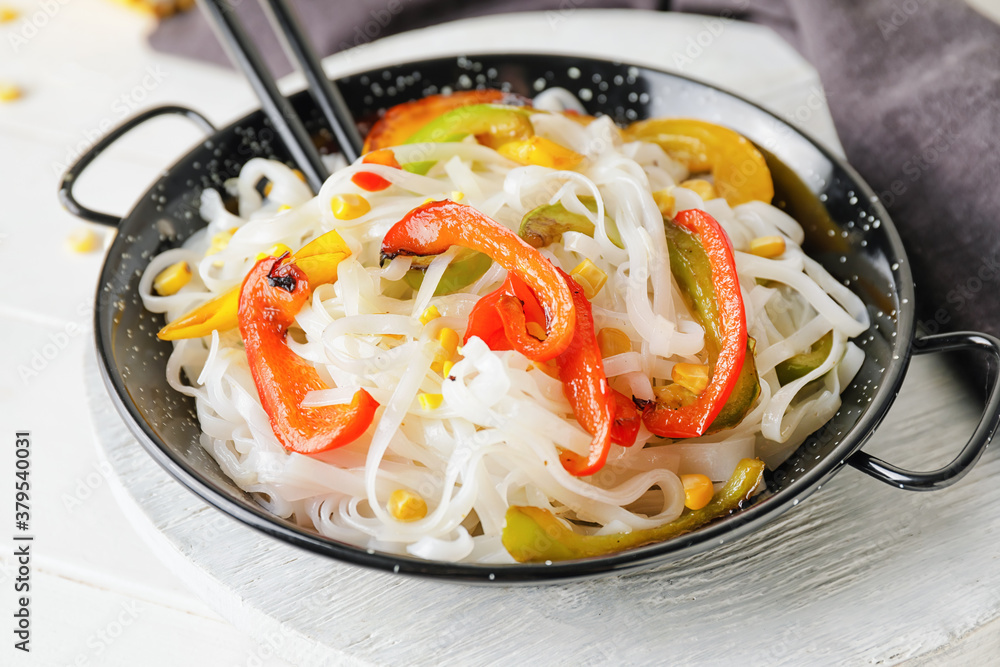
xmin=496 ymin=136 xmax=584 ymax=170
xmin=450 ymin=191 xmax=465 ymax=202
xmin=653 ymin=383 xmax=697 ymax=409
xmin=419 ymin=305 xmax=441 ymax=325
xmin=652 ymin=189 xmax=675 ymax=217
xmin=597 ymin=327 xmax=631 ymax=357
xmin=432 ymin=327 xmax=462 ymax=374
xmin=0 ymin=6 xmax=20 ymax=22
xmin=263 ymin=181 xmax=274 ymax=197
xmin=255 ymin=243 xmax=292 ymax=261
xmin=388 ymin=489 xmax=427 ymax=522
xmin=277 ymin=204 xmax=292 ymax=212
xmin=679 ymin=179 xmax=718 ymax=201
xmin=681 ymin=474 xmax=714 ymax=510
xmin=66 ymin=227 xmax=99 ymax=253
xmin=0 ymin=82 xmax=22 ymax=102
xmin=570 ymin=258 xmax=607 ymax=299
xmin=292 ymin=169 xmax=306 ymax=183
xmin=330 ymin=194 xmax=371 ymax=220
xmin=153 ymin=261 xmax=192 ymax=296
xmin=418 ymin=392 xmax=444 ymax=411
xmin=749 ymin=235 xmax=786 ymax=259
xmin=108 ymin=0 xmax=194 ymax=18
xmin=438 ymin=327 xmax=460 ymax=355
xmin=206 ymin=227 xmax=237 ymax=257
xmin=671 ymin=362 xmax=710 ymax=395
xmin=526 ymin=321 xmax=547 ymax=340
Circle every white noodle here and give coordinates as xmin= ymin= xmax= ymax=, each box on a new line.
xmin=144 ymin=98 xmax=869 ymax=561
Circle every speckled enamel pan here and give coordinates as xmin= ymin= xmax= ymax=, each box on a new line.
xmin=60 ymin=54 xmax=1000 ymax=583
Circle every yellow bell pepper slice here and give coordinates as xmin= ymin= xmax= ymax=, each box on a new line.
xmin=496 ymin=136 xmax=584 ymax=170
xmin=625 ymin=118 xmax=774 ymax=206
xmin=157 ymin=230 xmax=351 ymax=340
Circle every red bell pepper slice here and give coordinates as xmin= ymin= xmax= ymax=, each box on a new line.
xmin=467 ymin=269 xmax=640 ymax=475
xmin=464 ymin=272 xmax=547 ymax=350
xmin=238 ymin=255 xmax=379 ymax=454
xmin=609 ymin=388 xmax=641 ymax=447
xmin=642 ymin=209 xmax=748 ymax=438
xmin=351 ymin=148 xmax=402 ymax=192
xmin=381 ymin=200 xmax=576 ymax=361
xmin=555 ymin=270 xmax=619 ymax=475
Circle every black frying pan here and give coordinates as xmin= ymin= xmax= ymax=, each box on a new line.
xmin=60 ymin=54 xmax=1000 ymax=583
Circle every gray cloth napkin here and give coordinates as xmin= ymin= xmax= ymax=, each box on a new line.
xmin=676 ymin=0 xmax=1000 ymax=390
xmin=149 ymin=0 xmax=662 ymax=77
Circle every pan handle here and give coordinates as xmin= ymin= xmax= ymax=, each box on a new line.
xmin=848 ymin=331 xmax=1000 ymax=491
xmin=58 ymin=105 xmax=216 ymax=227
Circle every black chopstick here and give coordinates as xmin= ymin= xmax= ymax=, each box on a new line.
xmin=197 ymin=0 xmax=329 ymax=193
xmin=258 ymin=0 xmax=364 ymax=162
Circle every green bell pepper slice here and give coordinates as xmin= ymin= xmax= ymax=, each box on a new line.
xmin=518 ymin=197 xmax=623 ymax=249
xmin=401 ymin=248 xmax=493 ymax=296
xmin=502 ymin=458 xmax=765 ymax=562
xmin=663 ymin=219 xmax=760 ymax=433
xmin=402 ymin=104 xmax=534 ymax=174
xmin=775 ymin=331 xmax=834 ymax=386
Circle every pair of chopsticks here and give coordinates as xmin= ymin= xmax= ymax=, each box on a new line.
xmin=197 ymin=0 xmax=364 ymax=193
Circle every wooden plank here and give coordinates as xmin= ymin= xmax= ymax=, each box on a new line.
xmin=0 ymin=567 xmax=275 ymax=667
xmin=88 ymin=333 xmax=999 ymax=666
xmin=0 ymin=320 xmax=219 ymax=611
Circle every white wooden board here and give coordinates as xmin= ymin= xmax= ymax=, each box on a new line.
xmin=86 ymin=345 xmax=1000 ymax=666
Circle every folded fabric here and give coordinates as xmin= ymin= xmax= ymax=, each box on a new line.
xmin=149 ymin=0 xmax=662 ymax=77
xmin=676 ymin=0 xmax=1000 ymax=391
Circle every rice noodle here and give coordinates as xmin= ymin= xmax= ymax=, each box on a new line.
xmin=141 ymin=96 xmax=868 ymax=561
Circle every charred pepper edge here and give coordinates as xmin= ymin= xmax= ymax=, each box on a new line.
xmin=157 ymin=231 xmax=351 ymax=341
xmin=238 ymin=255 xmax=379 ymax=455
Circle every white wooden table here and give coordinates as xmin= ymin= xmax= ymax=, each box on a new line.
xmin=2 ymin=6 xmax=998 ymax=666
